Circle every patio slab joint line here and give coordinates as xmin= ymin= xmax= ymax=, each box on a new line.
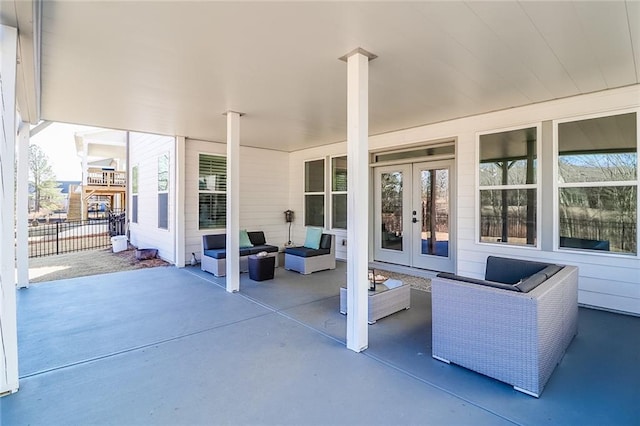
xmin=362 ymin=351 xmax=520 ymax=425
xmin=186 ymin=269 xmax=522 ymax=424
xmin=19 ymin=311 xmax=276 ymax=380
xmin=185 ymin=268 xmax=347 ymax=347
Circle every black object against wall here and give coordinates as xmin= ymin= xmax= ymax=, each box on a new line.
xmin=284 ymin=210 xmax=294 ymax=245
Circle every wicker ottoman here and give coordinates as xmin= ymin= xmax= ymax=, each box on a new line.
xmin=248 ymin=255 xmax=275 ymax=281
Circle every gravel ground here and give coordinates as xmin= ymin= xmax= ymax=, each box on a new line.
xmin=375 ymin=270 xmax=432 ymax=292
xmin=27 ymin=245 xmax=170 ymax=284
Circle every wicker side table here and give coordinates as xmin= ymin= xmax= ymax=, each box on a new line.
xmin=339 ymin=279 xmax=410 ymax=324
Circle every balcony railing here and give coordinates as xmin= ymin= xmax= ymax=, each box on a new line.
xmin=86 ymin=168 xmax=127 ymax=187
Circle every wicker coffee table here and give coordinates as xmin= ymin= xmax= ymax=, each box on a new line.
xmin=339 ymin=279 xmax=410 ymax=324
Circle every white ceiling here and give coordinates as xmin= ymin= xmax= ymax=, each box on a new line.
xmin=22 ymin=1 xmax=640 ymax=151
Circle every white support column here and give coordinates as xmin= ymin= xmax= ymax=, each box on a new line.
xmin=341 ymin=47 xmax=376 ymax=352
xmin=0 ymin=24 xmax=20 ymax=395
xmin=225 ymin=111 xmax=242 ymax=293
xmin=16 ymin=122 xmax=30 ymax=288
xmin=174 ymin=136 xmax=186 ymax=267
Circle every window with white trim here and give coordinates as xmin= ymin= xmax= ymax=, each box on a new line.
xmin=158 ymin=153 xmax=169 ymax=230
xmin=331 ymin=156 xmax=347 ymax=229
xmin=304 ymin=159 xmax=325 ymax=227
xmin=199 ymin=154 xmax=226 ymax=229
xmin=557 ymin=112 xmax=637 ymax=254
xmin=131 ymin=165 xmax=139 ymax=224
xmin=478 ymin=126 xmax=538 ymax=246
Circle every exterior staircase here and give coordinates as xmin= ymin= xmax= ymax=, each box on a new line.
xmin=66 ymin=186 xmax=82 ymax=221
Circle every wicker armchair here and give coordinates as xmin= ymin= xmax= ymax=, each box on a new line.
xmin=284 ymin=234 xmax=335 ymax=274
xmin=431 ymin=258 xmax=578 ymax=397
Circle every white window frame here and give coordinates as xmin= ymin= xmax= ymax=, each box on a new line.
xmin=131 ymin=164 xmax=139 ymax=224
xmin=157 ymin=152 xmax=169 ymax=231
xmin=303 ymin=158 xmax=325 ymax=228
xmin=198 ymin=153 xmax=227 ymax=230
xmin=553 ymin=108 xmax=639 ymax=257
xmin=330 ymin=155 xmax=347 ymax=230
xmin=476 ymin=123 xmax=542 ymax=250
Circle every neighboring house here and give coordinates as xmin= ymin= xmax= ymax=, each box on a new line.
xmin=73 ymin=129 xmax=127 ymax=220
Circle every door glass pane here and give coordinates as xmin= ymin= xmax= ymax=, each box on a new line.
xmin=420 ymin=169 xmax=449 ymax=257
xmin=381 ymin=171 xmax=403 ymax=251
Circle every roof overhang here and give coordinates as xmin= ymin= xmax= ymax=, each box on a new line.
xmin=1 ymin=0 xmax=41 ymax=124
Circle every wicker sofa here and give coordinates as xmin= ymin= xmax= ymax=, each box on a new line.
xmin=431 ymin=256 xmax=578 ymax=397
xmin=201 ymin=231 xmax=278 ymax=277
xmin=284 ymin=233 xmax=335 ymax=274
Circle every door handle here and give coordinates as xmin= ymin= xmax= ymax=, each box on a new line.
xmin=412 ymin=218 xmax=417 ymax=223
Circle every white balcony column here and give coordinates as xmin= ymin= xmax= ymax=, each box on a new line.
xmin=341 ymin=47 xmax=377 ymax=352
xmin=225 ymin=111 xmax=243 ymax=293
xmin=174 ymin=136 xmax=186 ymax=267
xmin=16 ymin=122 xmax=30 ymax=289
xmin=0 ymin=24 xmax=20 ymax=395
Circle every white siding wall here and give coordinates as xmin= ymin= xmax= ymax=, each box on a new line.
xmin=185 ymin=139 xmax=289 ymax=261
xmin=289 ymin=85 xmax=640 ymax=315
xmin=129 ymin=132 xmax=176 ymax=262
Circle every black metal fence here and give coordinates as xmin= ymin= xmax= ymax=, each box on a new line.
xmin=481 ymin=214 xmax=636 ymax=253
xmin=559 ymin=217 xmax=636 ymax=253
xmin=27 ymin=212 xmax=126 ymax=258
xmin=481 ymin=215 xmax=532 ymax=241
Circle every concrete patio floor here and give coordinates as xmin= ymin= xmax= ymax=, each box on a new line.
xmin=2 ymin=262 xmax=639 ymax=425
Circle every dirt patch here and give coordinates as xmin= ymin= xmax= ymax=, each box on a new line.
xmin=27 ymin=245 xmax=170 ymax=284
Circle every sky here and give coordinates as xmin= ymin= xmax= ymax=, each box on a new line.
xmin=30 ymin=122 xmax=102 ymax=181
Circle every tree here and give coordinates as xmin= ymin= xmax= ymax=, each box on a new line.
xmin=29 ymin=144 xmax=61 ymax=213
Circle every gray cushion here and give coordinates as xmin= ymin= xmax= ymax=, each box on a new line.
xmin=436 ymin=272 xmax=518 ymax=292
xmin=248 ymin=245 xmax=278 ymax=255
xmin=285 ymin=246 xmax=331 ymax=258
xmin=540 ymin=265 xmax=562 ymax=279
xmin=319 ymin=234 xmax=332 ymax=250
xmin=514 ymin=265 xmax=564 ymax=292
xmin=203 ymin=248 xmax=226 ymax=259
xmin=203 ymin=234 xmax=226 ymax=250
xmin=248 ymin=231 xmax=266 ymax=246
xmin=203 ymin=233 xmax=277 ymax=258
xmin=514 ymin=272 xmax=548 ymax=293
xmin=485 ymin=256 xmax=552 ymax=284
xmin=438 ymin=263 xmax=565 ymax=293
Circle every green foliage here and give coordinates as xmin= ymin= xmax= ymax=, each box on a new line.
xmin=29 ymin=144 xmax=61 ymax=213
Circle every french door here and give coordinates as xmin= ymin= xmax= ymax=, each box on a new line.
xmin=373 ymin=160 xmax=454 ymax=272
